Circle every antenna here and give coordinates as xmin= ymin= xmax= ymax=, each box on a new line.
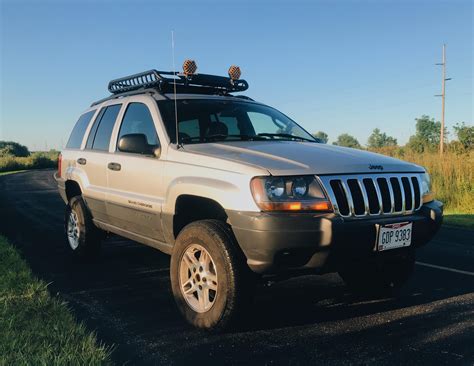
xmin=171 ymin=30 xmax=180 ymax=148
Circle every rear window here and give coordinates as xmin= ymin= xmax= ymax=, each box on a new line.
xmin=86 ymin=104 xmax=122 ymax=151
xmin=66 ymin=110 xmax=96 ymax=149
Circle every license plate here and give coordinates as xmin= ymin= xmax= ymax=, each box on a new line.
xmin=377 ymin=222 xmax=412 ymax=251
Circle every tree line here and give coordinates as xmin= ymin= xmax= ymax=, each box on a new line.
xmin=1 ymin=114 xmax=472 ymax=158
xmin=313 ymin=115 xmax=473 ymax=152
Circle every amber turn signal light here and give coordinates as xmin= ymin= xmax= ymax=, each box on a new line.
xmin=257 ymin=200 xmax=332 ymax=212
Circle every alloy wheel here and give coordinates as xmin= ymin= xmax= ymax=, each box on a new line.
xmin=67 ymin=210 xmax=80 ymax=250
xmin=179 ymin=244 xmax=218 ymax=313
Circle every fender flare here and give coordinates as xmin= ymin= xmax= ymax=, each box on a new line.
xmin=163 ymin=176 xmax=247 ymax=216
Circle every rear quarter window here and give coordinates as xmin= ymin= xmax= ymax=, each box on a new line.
xmin=86 ymin=104 xmax=122 ymax=151
xmin=66 ymin=110 xmax=96 ymax=149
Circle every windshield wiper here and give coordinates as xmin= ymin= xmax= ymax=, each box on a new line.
xmin=207 ymin=134 xmax=256 ymax=141
xmin=257 ymin=133 xmax=317 ymax=143
xmin=179 ymin=134 xmax=266 ymax=144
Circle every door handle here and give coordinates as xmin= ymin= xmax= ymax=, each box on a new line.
xmin=77 ymin=158 xmax=87 ymax=165
xmin=108 ymin=162 xmax=121 ymax=171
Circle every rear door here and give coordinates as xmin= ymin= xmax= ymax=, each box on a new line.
xmin=105 ymin=98 xmax=166 ymax=241
xmin=79 ymin=103 xmax=123 ymax=223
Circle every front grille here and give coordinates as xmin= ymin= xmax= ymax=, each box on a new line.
xmin=319 ymin=174 xmax=422 ymax=218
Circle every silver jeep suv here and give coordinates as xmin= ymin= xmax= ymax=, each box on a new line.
xmin=55 ymin=63 xmax=443 ymax=330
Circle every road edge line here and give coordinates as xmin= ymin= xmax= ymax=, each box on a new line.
xmin=415 ymin=261 xmax=474 ymax=276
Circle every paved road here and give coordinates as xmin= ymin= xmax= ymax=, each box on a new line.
xmin=0 ymin=170 xmax=473 ymax=365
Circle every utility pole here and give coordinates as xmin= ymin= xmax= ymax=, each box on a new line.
xmin=435 ymin=44 xmax=451 ymax=155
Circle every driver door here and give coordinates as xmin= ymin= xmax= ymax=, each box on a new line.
xmin=105 ymin=100 xmax=166 ymax=242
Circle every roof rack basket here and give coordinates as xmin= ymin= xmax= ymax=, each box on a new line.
xmin=107 ymin=69 xmax=249 ymax=95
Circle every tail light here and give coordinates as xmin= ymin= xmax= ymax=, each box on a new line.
xmin=58 ymin=153 xmax=62 ymax=178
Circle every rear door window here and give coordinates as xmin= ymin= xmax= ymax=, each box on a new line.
xmin=86 ymin=104 xmax=122 ymax=151
xmin=66 ymin=110 xmax=96 ymax=149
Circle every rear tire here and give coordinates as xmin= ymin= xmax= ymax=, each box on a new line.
xmin=64 ymin=196 xmax=103 ymax=258
xmin=339 ymin=251 xmax=415 ymax=295
xmin=170 ymin=220 xmax=254 ymax=330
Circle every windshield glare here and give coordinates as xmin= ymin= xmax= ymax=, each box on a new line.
xmin=157 ymin=99 xmax=316 ymax=144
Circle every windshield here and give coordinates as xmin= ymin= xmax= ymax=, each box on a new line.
xmin=157 ymin=99 xmax=317 ymax=144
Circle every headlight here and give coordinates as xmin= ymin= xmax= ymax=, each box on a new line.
xmin=420 ymin=173 xmax=435 ymax=203
xmin=292 ymin=177 xmax=308 ymax=197
xmin=251 ymin=176 xmax=332 ymax=212
xmin=265 ymin=178 xmax=285 ymax=198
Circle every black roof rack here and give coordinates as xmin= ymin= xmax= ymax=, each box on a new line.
xmin=110 ymin=69 xmax=247 ymax=94
xmin=91 ymin=69 xmax=249 ymax=107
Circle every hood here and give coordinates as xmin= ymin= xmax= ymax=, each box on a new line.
xmin=183 ymin=141 xmax=424 ymax=175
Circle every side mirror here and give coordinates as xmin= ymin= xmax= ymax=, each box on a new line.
xmin=118 ymin=134 xmax=159 ymax=156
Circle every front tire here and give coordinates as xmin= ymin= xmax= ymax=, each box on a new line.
xmin=170 ymin=220 xmax=254 ymax=330
xmin=64 ymin=196 xmax=103 ymax=258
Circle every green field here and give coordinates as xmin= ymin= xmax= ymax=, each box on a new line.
xmin=443 ymin=214 xmax=474 ymax=229
xmin=0 ymin=235 xmax=112 ymax=365
xmin=0 ymin=170 xmax=26 ymax=176
xmin=0 ymin=151 xmax=58 ymax=173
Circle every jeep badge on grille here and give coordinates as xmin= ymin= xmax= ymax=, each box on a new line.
xmin=369 ymin=164 xmax=384 ymax=170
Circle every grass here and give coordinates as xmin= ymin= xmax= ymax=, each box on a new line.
xmin=443 ymin=214 xmax=474 ymax=230
xmin=0 ymin=151 xmax=58 ymax=173
xmin=0 ymin=235 xmax=112 ymax=365
xmin=0 ymin=170 xmax=26 ymax=176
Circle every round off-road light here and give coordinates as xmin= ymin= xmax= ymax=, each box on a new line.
xmin=183 ymin=59 xmax=197 ymax=76
xmin=228 ymin=65 xmax=241 ymax=81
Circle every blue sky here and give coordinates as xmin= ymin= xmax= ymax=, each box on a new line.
xmin=1 ymin=0 xmax=472 ymax=150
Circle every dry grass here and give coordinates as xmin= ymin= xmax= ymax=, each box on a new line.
xmin=0 ymin=151 xmax=59 ymax=173
xmin=373 ymin=148 xmax=474 ymax=214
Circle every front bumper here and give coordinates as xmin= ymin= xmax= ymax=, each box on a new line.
xmin=227 ymin=200 xmax=443 ymax=274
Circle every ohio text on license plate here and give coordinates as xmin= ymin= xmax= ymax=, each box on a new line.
xmin=377 ymin=222 xmax=412 ymax=251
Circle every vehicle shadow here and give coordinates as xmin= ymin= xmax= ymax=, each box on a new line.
xmin=245 ymin=268 xmax=474 ymax=331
